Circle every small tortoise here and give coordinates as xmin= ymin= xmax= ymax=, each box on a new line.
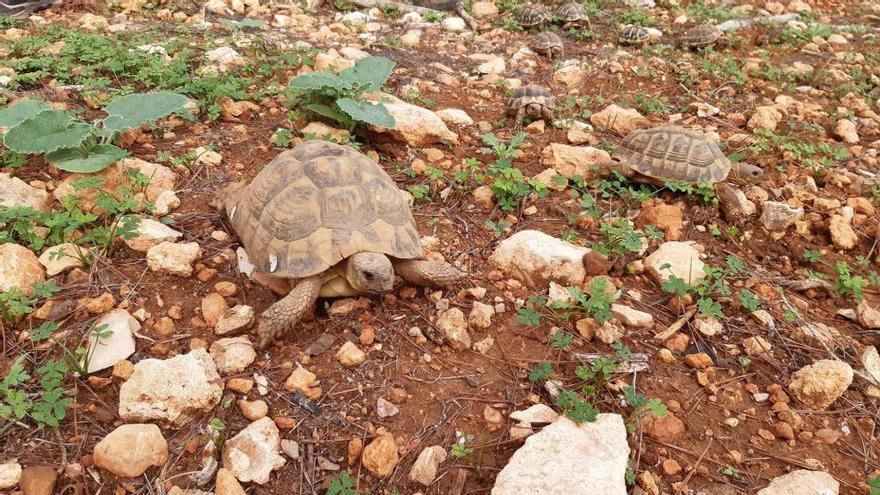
xmin=556 ymin=2 xmax=590 ymax=28
xmin=412 ymin=0 xmax=477 ymax=30
xmin=595 ymin=125 xmax=763 ymax=184
xmin=506 ymin=84 xmax=555 ymax=129
xmin=530 ymin=31 xmax=564 ymax=59
xmin=678 ymin=24 xmax=722 ymax=48
xmin=516 ymin=4 xmax=551 ymax=29
xmin=618 ymin=25 xmax=652 ymax=45
xmin=219 ymin=141 xmax=467 ymax=348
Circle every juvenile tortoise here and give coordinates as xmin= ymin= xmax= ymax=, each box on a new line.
xmin=516 ymin=4 xmax=551 ymax=29
xmin=618 ymin=25 xmax=653 ymax=45
xmin=506 ymin=84 xmax=555 ymax=129
xmin=530 ymin=31 xmax=564 ymax=59
xmin=594 ymin=125 xmax=763 ymax=185
xmin=411 ymin=0 xmax=477 ymax=30
xmin=556 ymin=2 xmax=590 ymax=29
xmin=218 ymin=141 xmax=467 ymax=348
xmin=678 ymin=24 xmax=722 ymax=48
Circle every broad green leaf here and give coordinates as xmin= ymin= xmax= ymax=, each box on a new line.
xmin=305 ymin=103 xmax=352 ymax=125
xmin=99 ymin=91 xmax=189 ymax=138
xmin=218 ymin=17 xmax=265 ymax=29
xmin=337 ymin=98 xmax=395 ymax=127
xmin=338 ymin=56 xmax=395 ymax=92
xmin=0 ymin=99 xmax=51 ymax=128
xmin=46 ymin=144 xmax=128 ymax=173
xmin=289 ymin=72 xmax=343 ymax=91
xmin=3 ymin=110 xmax=93 ymax=154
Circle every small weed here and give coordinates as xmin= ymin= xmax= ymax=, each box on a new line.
xmin=803 ymin=249 xmax=822 ymax=263
xmin=867 ymin=475 xmax=880 ymax=495
xmin=529 ymin=361 xmax=555 ymax=382
xmin=594 ymin=218 xmax=661 ymax=258
xmin=834 ymin=262 xmax=867 ymax=301
xmin=327 ymin=470 xmax=360 ymax=495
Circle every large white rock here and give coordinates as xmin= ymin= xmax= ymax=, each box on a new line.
xmin=492 ymin=415 xmax=629 ymax=495
xmin=0 ymin=460 xmax=21 ymax=490
xmin=0 ymin=173 xmax=51 ymax=211
xmin=85 ymin=309 xmax=139 ymax=373
xmin=490 ymin=230 xmax=590 ymax=286
xmin=93 ymin=424 xmax=169 ymax=477
xmin=222 ymin=417 xmax=285 ymax=485
xmin=209 ymin=337 xmax=256 ymax=374
xmin=590 ymin=104 xmax=646 ymax=135
xmin=124 ymin=218 xmax=183 ymax=252
xmin=53 ymin=158 xmax=176 ymax=211
xmin=409 ymin=445 xmax=447 ymax=486
xmin=644 ymin=241 xmax=705 ymax=286
xmin=0 ymin=243 xmax=45 ymax=294
xmin=788 ymin=360 xmax=853 ymax=410
xmin=435 ymin=108 xmax=474 ymax=126
xmin=367 ymin=93 xmax=459 ymax=146
xmin=118 ymin=348 xmax=223 ymax=428
xmin=756 ymin=469 xmax=839 ymax=495
xmin=146 ymin=241 xmax=202 ymax=277
xmin=38 ymin=243 xmax=85 ymax=276
xmin=541 ymin=144 xmax=610 ymax=179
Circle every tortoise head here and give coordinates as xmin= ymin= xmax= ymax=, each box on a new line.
xmin=345 ymin=252 xmax=394 ymax=293
xmin=730 ymin=162 xmax=763 ymax=181
xmin=212 ymin=181 xmax=248 ymax=217
xmin=525 ymin=102 xmax=546 ymax=119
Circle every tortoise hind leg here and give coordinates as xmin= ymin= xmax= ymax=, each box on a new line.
xmin=392 ymin=259 xmax=466 ymax=288
xmin=256 ymin=276 xmax=323 ymax=349
xmin=456 ymin=2 xmax=478 ymax=30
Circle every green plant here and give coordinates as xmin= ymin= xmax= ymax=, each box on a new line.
xmin=287 ymin=56 xmax=396 ymax=131
xmin=594 ymin=218 xmax=661 ymax=258
xmin=617 ymin=8 xmax=656 ymax=26
xmin=327 ymin=470 xmax=360 ymax=495
xmin=0 ymin=92 xmax=189 ymax=173
xmin=0 ymin=282 xmax=59 ymax=324
xmin=566 ymin=277 xmax=619 ymax=324
xmin=834 ymin=262 xmax=867 ymax=301
xmin=528 ymin=361 xmax=555 ymax=382
xmin=480 ymin=133 xmax=546 ymax=211
xmin=450 ymin=438 xmax=474 ymax=458
xmin=803 ymin=249 xmax=822 ymax=263
xmin=664 ymin=181 xmax=717 ymax=204
xmin=739 ymin=289 xmax=761 ymax=312
xmin=549 ymin=330 xmax=574 ymax=349
xmin=867 ymin=475 xmax=880 ymax=495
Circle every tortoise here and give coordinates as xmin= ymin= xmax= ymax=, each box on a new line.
xmin=506 ymin=84 xmax=555 ymax=129
xmin=556 ymin=2 xmax=590 ymax=29
xmin=516 ymin=4 xmax=551 ymax=29
xmin=218 ymin=141 xmax=467 ymax=348
xmin=530 ymin=31 xmax=564 ymax=59
xmin=0 ymin=0 xmax=57 ymax=17
xmin=618 ymin=25 xmax=652 ymax=45
xmin=594 ymin=125 xmax=763 ymax=185
xmin=678 ymin=24 xmax=722 ymax=48
xmin=411 ymin=0 xmax=477 ymax=30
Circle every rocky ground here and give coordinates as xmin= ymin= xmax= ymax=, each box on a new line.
xmin=0 ymin=0 xmax=880 ymax=494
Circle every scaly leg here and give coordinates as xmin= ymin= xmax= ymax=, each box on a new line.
xmin=255 ymin=276 xmax=322 ymax=349
xmin=392 ymin=259 xmax=466 ymax=288
xmin=514 ymin=106 xmax=525 ymax=130
xmin=456 ymin=3 xmax=478 ymax=31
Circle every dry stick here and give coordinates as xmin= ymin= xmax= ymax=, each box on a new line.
xmin=674 ymin=437 xmax=714 ymax=495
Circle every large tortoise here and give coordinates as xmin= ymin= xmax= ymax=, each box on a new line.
xmin=218 ymin=141 xmax=467 ymax=348
xmin=596 ymin=125 xmax=763 ymax=184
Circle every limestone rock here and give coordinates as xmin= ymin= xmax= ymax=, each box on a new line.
xmin=541 ymin=144 xmax=610 ymax=179
xmin=644 ymin=241 xmax=705 ymax=286
xmin=492 ymin=415 xmax=629 ymax=495
xmin=829 ymin=208 xmax=857 ymax=250
xmin=637 ymin=204 xmax=683 ymax=241
xmin=337 ymin=341 xmax=367 ymax=367
xmin=856 ymin=300 xmax=880 ymax=329
xmin=367 ymin=94 xmax=458 ymax=146
xmin=222 ymin=417 xmax=285 ymax=484
xmin=490 ymin=230 xmax=590 ymax=286
xmin=436 ymin=308 xmax=472 ymax=350
xmin=590 ymin=104 xmax=647 ymax=135
xmin=202 ymin=292 xmax=229 ymax=328
xmin=834 ymin=119 xmax=858 ymax=144
xmin=748 ymin=106 xmax=783 ymax=132
xmin=146 ymin=241 xmax=201 ymax=277
xmin=215 ymin=305 xmax=256 ymax=335
xmin=215 ymin=468 xmax=247 ymax=495
xmin=641 ymin=411 xmax=685 ymax=443
xmin=0 ymin=461 xmax=22 ymax=490
xmin=789 ymin=360 xmax=853 ymax=410
xmin=0 ymin=173 xmax=51 ymax=211
xmin=85 ymin=309 xmax=139 ymax=373
xmin=284 ymin=366 xmax=322 ymax=400
xmin=124 ymin=218 xmax=183 ymax=252
xmin=760 ymin=202 xmax=803 ymax=231
xmin=93 ymin=424 xmax=168 ymax=477
xmin=435 ymin=108 xmax=473 ymax=126
xmin=38 ymin=243 xmax=85 ymax=276
xmin=119 ymin=348 xmax=223 ymax=428
xmin=509 ymin=404 xmax=559 ymax=440
xmin=361 ymin=431 xmax=398 ymax=477
xmin=756 ymin=469 xmax=839 ymax=495
xmin=18 ymin=466 xmax=56 ymax=495
xmin=209 ymin=337 xmax=256 ymax=374
xmin=468 ymin=301 xmax=495 ymax=329
xmin=409 ymin=446 xmax=446 ymax=486
xmin=0 ymin=243 xmax=45 ymax=294
xmin=611 ymin=304 xmax=653 ymax=329
xmin=53 ymin=158 xmax=176 ymax=210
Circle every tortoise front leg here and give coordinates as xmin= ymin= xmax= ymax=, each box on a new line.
xmin=456 ymin=2 xmax=478 ymax=31
xmin=392 ymin=259 xmax=466 ymax=288
xmin=542 ymin=106 xmax=554 ymax=127
xmin=513 ymin=105 xmax=525 ymax=130
xmin=255 ymin=276 xmax=323 ymax=349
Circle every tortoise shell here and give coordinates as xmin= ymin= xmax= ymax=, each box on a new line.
xmin=411 ymin=0 xmax=461 ymax=11
xmin=557 ymin=2 xmax=589 ymax=25
xmin=680 ymin=24 xmax=721 ymax=47
xmin=225 ymin=141 xmax=422 ymax=278
xmin=619 ymin=25 xmax=651 ymax=45
xmin=506 ymin=84 xmax=555 ymax=112
xmin=614 ymin=125 xmax=732 ymax=184
xmin=530 ymin=31 xmax=564 ymax=55
xmin=516 ymin=4 xmax=550 ymax=27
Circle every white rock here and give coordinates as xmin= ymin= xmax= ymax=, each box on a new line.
xmin=0 ymin=173 xmax=51 ymax=211
xmin=153 ymin=190 xmax=180 ymax=216
xmin=760 ymin=202 xmax=804 ymax=231
xmin=862 ymin=346 xmax=880 ymax=386
xmin=119 ymin=348 xmax=223 ymax=428
xmin=834 ymin=119 xmax=858 ymax=143
xmin=590 ymin=104 xmax=646 ymax=135
xmin=222 ymin=417 xmax=285 ymax=485
xmin=216 ymin=305 xmax=256 ymax=335
xmin=541 ymin=144 xmax=611 ymax=179
xmin=38 ymin=243 xmax=85 ymax=276
xmin=442 ymin=16 xmax=467 ymax=31
xmin=622 ymin=0 xmax=654 ymax=6
xmin=205 ymin=46 xmax=244 ymax=71
xmin=0 ymin=243 xmax=45 ymax=294
xmin=748 ymin=105 xmax=783 ymax=132
xmin=409 ymin=446 xmax=447 ymax=486
xmin=490 ymin=230 xmax=590 ymax=286
xmin=468 ymin=302 xmax=495 ymax=329
xmin=0 ymin=461 xmax=22 ymax=490
xmin=125 ymin=218 xmax=183 ymax=252
xmin=93 ymin=424 xmax=169 ymax=477
xmin=471 ymin=54 xmax=505 ymax=74
xmin=85 ymin=309 xmax=139 ymax=373
xmin=610 ymin=304 xmax=653 ymax=329
xmin=341 ymin=11 xmax=370 ymax=24
xmin=367 ymin=94 xmax=458 ymax=146
xmin=376 ymin=397 xmax=399 ymax=418
xmin=436 ymin=308 xmax=472 ymax=350
xmin=644 ymin=241 xmax=705 ymax=286
xmin=492 ymin=415 xmax=629 ymax=495
xmin=146 ymin=241 xmax=202 ymax=277
xmin=509 ymin=404 xmax=559 ymax=440
xmin=788 ymin=359 xmax=853 ymax=410
xmin=209 ymin=337 xmax=256 ymax=374
xmin=756 ymin=469 xmax=839 ymax=495
xmin=435 ymin=108 xmax=474 ymax=126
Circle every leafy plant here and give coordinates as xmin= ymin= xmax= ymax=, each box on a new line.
xmin=1 ymin=350 xmax=74 ymax=429
xmin=867 ymin=475 xmax=880 ymax=495
xmin=480 ymin=133 xmax=546 ymax=211
xmin=529 ymin=361 xmax=555 ymax=382
xmin=0 ymin=281 xmax=59 ymax=324
xmin=803 ymin=249 xmax=822 ymax=263
xmin=327 ymin=470 xmax=360 ymax=495
xmin=834 ymin=262 xmax=867 ymax=301
xmin=594 ymin=219 xmax=661 ymax=258
xmin=450 ymin=438 xmax=474 ymax=458
xmin=288 ymin=56 xmax=396 ymax=131
xmin=0 ymin=92 xmax=189 ymax=173
xmin=566 ymin=277 xmax=619 ymax=324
